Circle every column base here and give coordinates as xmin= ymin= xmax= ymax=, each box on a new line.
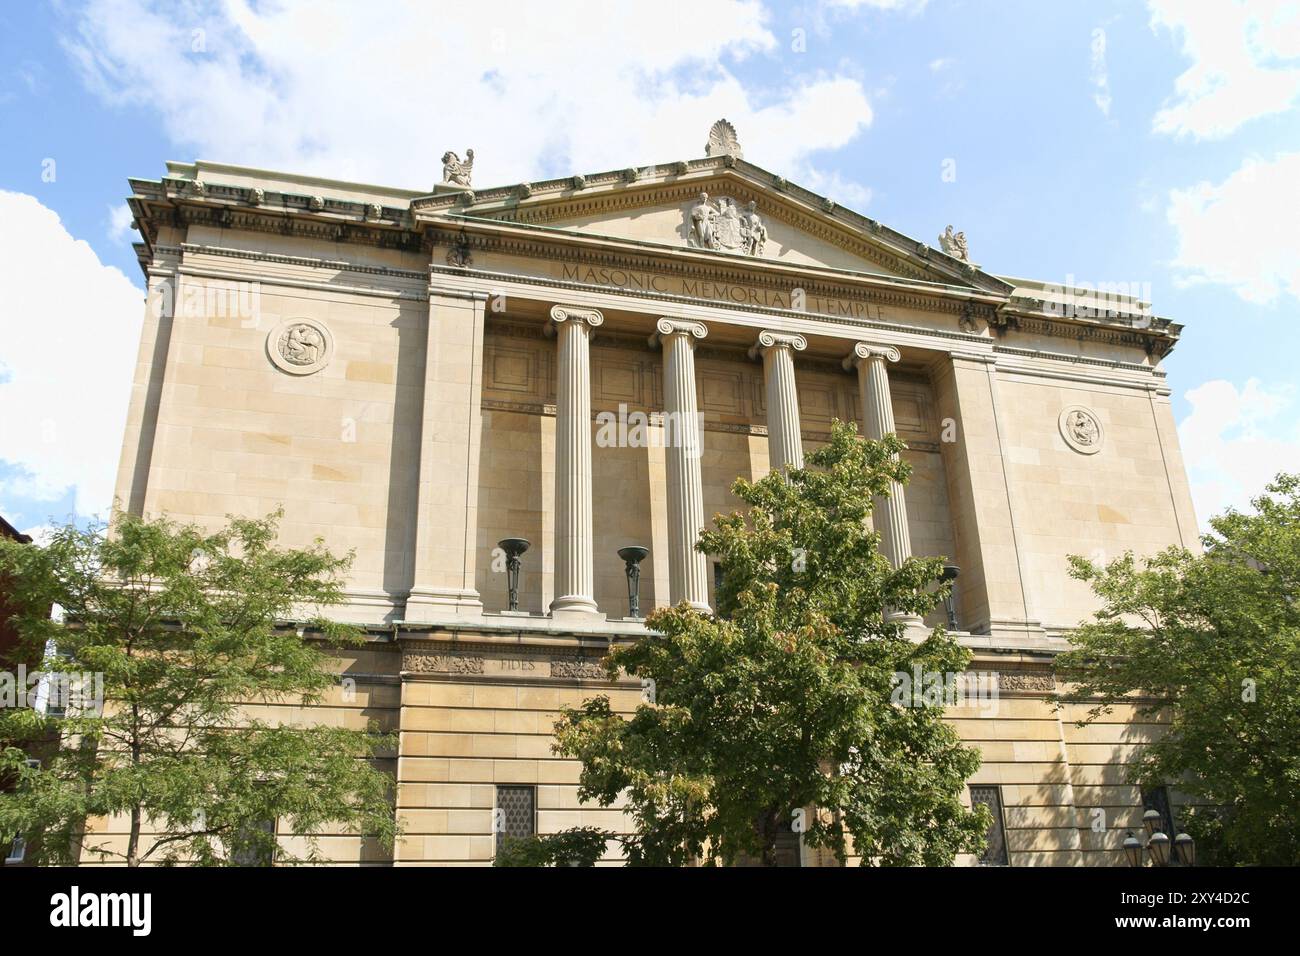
xmin=403 ymin=586 xmax=484 ymax=623
xmin=978 ymin=617 xmax=1051 ymax=646
xmin=887 ymin=610 xmax=926 ymax=631
xmin=549 ymin=595 xmax=603 ymax=623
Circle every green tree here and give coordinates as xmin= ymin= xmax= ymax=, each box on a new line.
xmin=1056 ymin=474 xmax=1300 ymax=866
xmin=554 ymin=421 xmax=989 ymax=866
xmin=0 ymin=512 xmax=399 ymax=866
xmin=492 ymin=826 xmax=609 ymax=867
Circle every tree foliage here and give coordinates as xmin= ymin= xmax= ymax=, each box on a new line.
xmin=554 ymin=421 xmax=989 ymax=866
xmin=0 ymin=511 xmax=398 ymax=866
xmin=492 ymin=826 xmax=609 ymax=867
xmin=1056 ymin=473 xmax=1300 ymax=865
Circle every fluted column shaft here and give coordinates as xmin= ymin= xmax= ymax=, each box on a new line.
xmin=652 ymin=318 xmax=710 ymax=611
xmin=749 ymin=331 xmax=808 ymax=472
xmin=550 ymin=305 xmax=603 ymax=615
xmin=845 ymin=342 xmax=913 ymax=568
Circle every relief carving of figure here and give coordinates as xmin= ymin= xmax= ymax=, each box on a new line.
xmin=441 ymin=148 xmax=475 ymax=187
xmin=279 ymin=323 xmax=324 ymax=366
xmin=1067 ymin=409 xmax=1099 ymax=446
xmin=742 ymin=200 xmax=767 ymax=256
xmin=939 ymin=224 xmax=970 ymax=262
xmin=689 ymin=191 xmax=716 ymax=250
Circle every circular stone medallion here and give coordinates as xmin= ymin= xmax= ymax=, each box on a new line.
xmin=1058 ymin=405 xmax=1103 ymax=455
xmin=268 ymin=319 xmax=333 ymax=375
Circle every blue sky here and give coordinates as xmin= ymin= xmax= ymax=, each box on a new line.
xmin=1 ymin=0 xmax=1298 ymax=537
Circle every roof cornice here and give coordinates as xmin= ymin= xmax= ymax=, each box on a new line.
xmin=124 ymin=159 xmax=1181 ymax=358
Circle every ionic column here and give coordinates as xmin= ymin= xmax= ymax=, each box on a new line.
xmin=749 ymin=331 xmax=807 ymax=472
xmin=550 ymin=304 xmax=603 ymax=616
xmin=843 ymin=342 xmax=913 ymax=569
xmin=650 ymin=318 xmax=710 ymax=612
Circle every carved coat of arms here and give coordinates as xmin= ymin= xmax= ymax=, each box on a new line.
xmin=686 ymin=191 xmax=767 ymax=256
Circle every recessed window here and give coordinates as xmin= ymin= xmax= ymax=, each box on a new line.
xmin=229 ymin=818 xmax=277 ymax=867
xmin=1141 ymin=786 xmax=1177 ymax=837
xmin=4 ymin=836 xmax=26 ymax=865
xmin=970 ymin=785 xmax=1009 ymax=866
xmin=4 ymin=760 xmax=40 ymax=864
xmin=496 ymin=785 xmax=537 ymax=849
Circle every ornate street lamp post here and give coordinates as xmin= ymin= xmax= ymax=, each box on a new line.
xmin=617 ymin=546 xmax=650 ymax=618
xmin=497 ymin=538 xmax=530 ymax=612
xmin=940 ymin=564 xmax=960 ymax=630
xmin=1123 ymin=807 xmax=1195 ymax=867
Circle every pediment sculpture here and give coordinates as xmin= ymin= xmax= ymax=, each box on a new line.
xmin=686 ymin=192 xmax=767 ymax=257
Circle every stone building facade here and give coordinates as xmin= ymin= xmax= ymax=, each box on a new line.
xmin=104 ymin=124 xmax=1197 ymax=865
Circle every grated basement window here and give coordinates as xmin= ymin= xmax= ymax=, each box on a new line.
xmin=496 ymin=785 xmax=537 ymax=848
xmin=970 ymin=785 xmax=1009 ymax=866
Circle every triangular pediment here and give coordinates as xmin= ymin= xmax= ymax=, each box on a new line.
xmin=412 ymin=157 xmax=1010 ymax=294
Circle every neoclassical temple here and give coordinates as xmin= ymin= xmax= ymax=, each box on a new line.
xmin=108 ymin=121 xmax=1197 ymax=865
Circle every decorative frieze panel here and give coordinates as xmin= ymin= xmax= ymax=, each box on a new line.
xmin=992 ymin=671 xmax=1056 ymax=693
xmin=402 ymin=650 xmax=486 ymax=675
xmin=549 ymin=659 xmax=609 ymax=680
xmin=399 ymin=642 xmax=617 ymax=682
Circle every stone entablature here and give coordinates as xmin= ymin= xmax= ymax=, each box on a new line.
xmin=128 ymin=158 xmax=1180 ymax=360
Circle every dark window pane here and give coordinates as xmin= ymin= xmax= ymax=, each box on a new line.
xmin=229 ymin=818 xmax=276 ymax=867
xmin=1141 ymin=786 xmax=1177 ymax=836
xmin=4 ymin=836 xmax=27 ymax=865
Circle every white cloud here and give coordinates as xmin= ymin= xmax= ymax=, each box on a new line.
xmin=0 ymin=191 xmax=144 ymax=520
xmin=926 ymin=56 xmax=964 ymax=98
xmin=107 ymin=202 xmax=134 ymax=243
xmin=1149 ymin=0 xmax=1300 ymax=139
xmin=799 ymin=167 xmax=873 ymax=209
xmin=1178 ymin=378 xmax=1300 ymax=526
xmin=20 ymin=524 xmax=58 ymax=547
xmin=60 ymin=0 xmax=875 ymax=194
xmin=1166 ymin=151 xmax=1300 ymax=304
xmin=1090 ymin=27 xmax=1112 ymax=117
xmin=826 ymin=0 xmax=928 ymax=10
